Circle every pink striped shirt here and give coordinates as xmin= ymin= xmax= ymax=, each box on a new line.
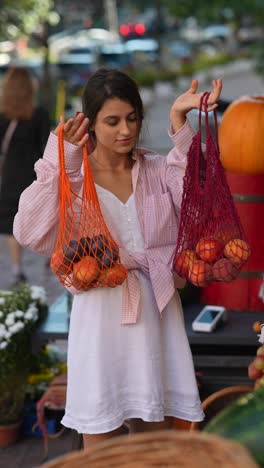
xmin=13 ymin=119 xmax=195 ymax=324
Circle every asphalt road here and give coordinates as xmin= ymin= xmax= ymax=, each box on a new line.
xmin=141 ymin=59 xmax=263 ymax=152
xmin=0 ymin=61 xmax=262 ymax=302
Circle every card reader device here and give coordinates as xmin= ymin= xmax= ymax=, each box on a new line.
xmin=192 ymin=305 xmax=227 ymax=332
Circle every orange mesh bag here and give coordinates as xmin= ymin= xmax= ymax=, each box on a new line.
xmin=50 ymin=125 xmax=128 ymax=290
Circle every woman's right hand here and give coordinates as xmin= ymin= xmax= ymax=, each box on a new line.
xmin=170 ymin=79 xmax=222 ymax=132
xmin=53 ymin=112 xmax=89 ymax=147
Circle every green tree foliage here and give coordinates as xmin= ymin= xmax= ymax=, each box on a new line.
xmin=0 ymin=0 xmax=53 ymax=40
xmin=162 ymin=0 xmax=264 ymax=26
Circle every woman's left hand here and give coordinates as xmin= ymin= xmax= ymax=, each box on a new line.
xmin=53 ymin=113 xmax=89 ymax=147
xmin=170 ymin=78 xmax=223 ymax=132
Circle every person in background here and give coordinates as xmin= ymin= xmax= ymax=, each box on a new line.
xmin=0 ymin=67 xmax=50 ymax=285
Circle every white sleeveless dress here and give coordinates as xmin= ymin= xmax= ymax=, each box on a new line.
xmin=61 ymin=185 xmax=204 ymax=434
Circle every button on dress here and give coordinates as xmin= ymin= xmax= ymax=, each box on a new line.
xmin=61 ymin=184 xmax=204 ymax=434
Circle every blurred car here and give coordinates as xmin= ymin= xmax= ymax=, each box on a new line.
xmin=179 ymin=17 xmax=203 ymax=43
xmin=49 ymin=28 xmax=121 ymax=59
xmin=164 ymin=39 xmax=194 ymax=64
xmin=61 ymin=45 xmax=98 ymax=63
xmin=119 ymin=22 xmax=147 ymax=40
xmin=56 ymin=53 xmax=97 ymax=91
xmin=160 ymin=37 xmax=195 ymax=71
xmin=119 ymin=7 xmax=167 ymax=39
xmin=76 ymin=28 xmax=120 ymax=45
xmin=202 ymin=25 xmax=232 ymax=42
xmin=98 ymin=43 xmax=132 ymax=71
xmin=0 ymin=40 xmax=16 ymax=55
xmin=237 ymin=26 xmax=263 ymax=45
xmin=0 ymin=62 xmax=9 ymax=81
xmin=125 ymin=38 xmax=159 ymax=65
xmin=197 ymin=40 xmax=220 ymax=57
xmin=1 ymin=57 xmax=44 ymax=81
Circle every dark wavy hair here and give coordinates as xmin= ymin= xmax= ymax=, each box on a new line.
xmin=82 ymin=68 xmax=144 ymax=138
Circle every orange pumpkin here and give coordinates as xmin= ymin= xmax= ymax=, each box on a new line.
xmin=219 ymin=96 xmax=264 ymax=174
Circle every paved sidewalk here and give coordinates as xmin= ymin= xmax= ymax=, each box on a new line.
xmin=0 ymin=430 xmax=74 ymax=468
xmin=0 ymin=235 xmax=64 ymax=305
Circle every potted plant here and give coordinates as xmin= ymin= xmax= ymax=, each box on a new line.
xmin=0 ymin=284 xmax=48 ymax=447
xmin=22 ymin=344 xmax=67 ymax=437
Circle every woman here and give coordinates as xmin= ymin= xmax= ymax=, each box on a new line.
xmin=14 ymin=69 xmax=222 ymax=447
xmin=0 ymin=67 xmax=50 ymax=285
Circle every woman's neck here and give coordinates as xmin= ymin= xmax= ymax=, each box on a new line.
xmin=90 ymin=148 xmax=134 ymax=172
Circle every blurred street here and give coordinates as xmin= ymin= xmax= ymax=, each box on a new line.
xmin=0 ymin=430 xmax=73 ymax=468
xmin=141 ymin=59 xmax=264 ymax=152
xmin=0 ymin=61 xmax=263 ymax=303
xmin=0 ymin=239 xmax=63 ymax=305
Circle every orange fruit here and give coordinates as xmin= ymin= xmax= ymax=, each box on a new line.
xmin=73 ymin=256 xmax=100 ymax=287
xmin=50 ymin=250 xmax=71 ymax=276
xmin=224 ymin=239 xmax=251 ymax=265
xmin=188 ymin=260 xmax=213 ymax=287
xmin=173 ymin=249 xmax=197 ymax=278
xmin=98 ymin=264 xmax=127 ymax=287
xmin=196 ymin=238 xmax=223 ymax=263
xmin=212 ymin=258 xmax=239 ymax=282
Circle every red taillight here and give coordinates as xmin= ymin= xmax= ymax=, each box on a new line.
xmin=134 ymin=23 xmax=146 ymax=35
xmin=120 ymin=23 xmax=146 ymax=37
xmin=120 ymin=24 xmax=130 ymax=36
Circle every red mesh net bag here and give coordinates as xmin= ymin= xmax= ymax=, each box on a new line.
xmin=173 ymin=92 xmax=251 ymax=287
xmin=50 ymin=124 xmax=128 ymax=290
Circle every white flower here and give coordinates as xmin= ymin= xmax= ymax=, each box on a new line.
xmin=258 ymin=324 xmax=264 ymax=344
xmin=0 ymin=298 xmax=5 ymax=305
xmin=30 ymin=286 xmax=47 ymax=305
xmin=15 ymin=310 xmax=24 ymax=318
xmin=0 ymin=311 xmax=3 ymax=318
xmin=8 ymin=321 xmax=24 ymax=334
xmin=7 ymin=311 xmax=16 ymax=319
xmin=24 ymin=310 xmax=34 ymax=321
xmin=4 ymin=331 xmax=11 ymax=340
xmin=25 ymin=304 xmax=38 ymax=321
xmin=0 ymin=325 xmax=7 ymax=340
xmin=0 ymin=290 xmax=12 ymax=296
xmin=5 ymin=315 xmax=15 ymax=327
xmin=0 ymin=341 xmax=8 ymax=350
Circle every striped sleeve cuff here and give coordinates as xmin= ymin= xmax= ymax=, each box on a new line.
xmin=43 ymin=132 xmax=83 ymax=173
xmin=168 ymin=119 xmax=196 ymax=156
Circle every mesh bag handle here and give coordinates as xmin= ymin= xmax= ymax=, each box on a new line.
xmin=192 ymin=92 xmax=220 ymax=192
xmin=57 ymin=124 xmax=106 ymax=228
